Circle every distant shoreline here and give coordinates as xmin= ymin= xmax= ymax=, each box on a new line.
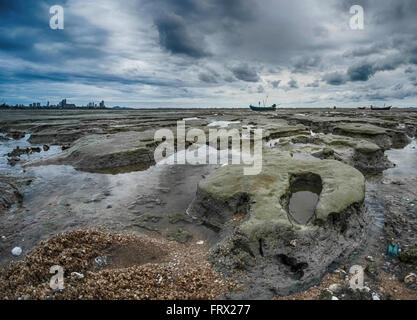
xmin=1 ymin=106 xmax=416 ymax=111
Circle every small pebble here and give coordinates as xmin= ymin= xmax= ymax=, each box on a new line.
xmin=11 ymin=247 xmax=22 ymax=256
xmin=71 ymin=272 xmax=85 ymax=279
xmin=404 ymin=273 xmax=416 ymax=284
xmin=372 ymin=293 xmax=380 ymax=300
xmin=365 ymin=256 xmax=375 ymax=262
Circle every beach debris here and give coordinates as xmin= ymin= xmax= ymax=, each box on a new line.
xmin=166 ymin=228 xmax=192 ymax=244
xmin=71 ymin=272 xmax=84 ymax=279
xmin=7 ymin=157 xmax=19 ymax=166
xmin=404 ymin=273 xmax=416 ymax=285
xmin=399 ymin=245 xmax=417 ymax=265
xmin=386 ymin=242 xmax=400 ymax=257
xmin=328 ymin=283 xmax=343 ymax=294
xmin=0 ymin=229 xmax=234 ymax=300
xmin=333 ymin=268 xmax=347 ymax=280
xmin=365 ymin=255 xmax=375 ymax=262
xmin=94 ymin=255 xmax=108 ymax=268
xmin=11 ymin=247 xmax=22 ymax=256
xmin=372 ymin=293 xmax=381 ymax=300
xmin=7 ymin=146 xmax=41 ymax=157
xmin=319 ymin=289 xmax=333 ymax=300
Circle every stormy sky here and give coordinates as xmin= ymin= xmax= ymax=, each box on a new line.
xmin=1 ymin=0 xmax=417 ymax=108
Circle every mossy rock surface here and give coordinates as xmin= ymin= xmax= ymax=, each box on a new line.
xmin=27 ymin=131 xmax=156 ymax=172
xmin=333 ymin=123 xmax=387 ymax=136
xmin=133 ymin=214 xmax=162 ymax=232
xmin=166 ymin=228 xmax=192 ymax=243
xmin=264 ymin=124 xmax=309 ymax=140
xmin=194 ymin=151 xmax=365 ymax=241
xmin=169 ymin=214 xmax=193 ymax=224
xmin=399 ymin=245 xmax=417 ymax=265
xmin=288 ymin=133 xmax=381 ymax=154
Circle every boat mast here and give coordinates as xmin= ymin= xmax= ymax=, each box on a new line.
xmin=263 ymin=95 xmax=269 ymax=107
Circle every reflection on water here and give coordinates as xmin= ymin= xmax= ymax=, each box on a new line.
xmin=207 ymin=120 xmax=240 ymax=128
xmin=0 ymin=132 xmax=220 ymax=264
xmin=365 ymin=140 xmax=417 ymax=232
xmin=384 ymin=139 xmax=417 ymax=178
xmin=353 ymin=139 xmax=417 ymax=264
xmin=289 ymin=190 xmax=320 ymax=225
xmin=287 ymin=173 xmax=322 ymax=225
xmin=0 ymin=133 xmax=61 ymax=175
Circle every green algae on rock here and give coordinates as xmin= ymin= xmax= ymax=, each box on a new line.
xmin=189 ymin=151 xmax=368 ymax=297
xmin=264 ymin=124 xmax=309 ymax=140
xmin=166 ymin=228 xmax=193 ymax=244
xmin=399 ymin=245 xmax=417 ymax=265
xmin=192 ymin=152 xmax=365 ymax=234
xmin=0 ymin=175 xmax=33 ymax=214
xmin=26 ymin=131 xmax=157 ymax=173
xmin=279 ymin=133 xmax=392 ymax=174
xmin=332 ymin=123 xmax=410 ymax=149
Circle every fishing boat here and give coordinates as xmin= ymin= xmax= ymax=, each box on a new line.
xmin=250 ymin=104 xmax=277 ymax=111
xmin=357 ymin=106 xmax=366 ymax=110
xmin=250 ymin=95 xmax=277 ymax=111
xmin=370 ymin=105 xmax=392 ymax=111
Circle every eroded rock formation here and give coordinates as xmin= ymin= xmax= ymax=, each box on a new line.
xmin=189 ymin=151 xmax=369 ymax=298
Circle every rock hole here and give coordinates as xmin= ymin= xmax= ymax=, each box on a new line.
xmin=287 ymin=173 xmax=323 ymax=225
xmin=275 ymin=254 xmax=309 ymax=280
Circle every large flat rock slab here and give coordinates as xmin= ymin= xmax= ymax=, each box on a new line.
xmin=189 ymin=151 xmax=368 ymax=298
xmin=27 ymin=131 xmax=157 ymax=173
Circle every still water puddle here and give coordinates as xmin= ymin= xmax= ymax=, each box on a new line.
xmin=0 ymin=133 xmax=61 ymax=175
xmin=289 ymin=190 xmax=320 ymax=225
xmin=207 ymin=120 xmax=240 ymax=128
xmin=384 ymin=139 xmax=417 ymax=178
xmin=287 ymin=173 xmax=323 ymax=225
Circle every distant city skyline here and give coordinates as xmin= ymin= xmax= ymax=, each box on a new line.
xmin=2 ymin=98 xmax=107 ymax=109
xmin=1 ymin=1 xmax=417 ymax=108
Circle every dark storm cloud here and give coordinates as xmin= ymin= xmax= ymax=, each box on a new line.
xmin=149 ymin=0 xmax=256 ymax=59
xmin=2 ymin=0 xmax=417 ymax=106
xmin=291 ymin=56 xmax=321 ymax=73
xmin=347 ymin=63 xmax=375 ymax=82
xmin=230 ymin=64 xmax=260 ymax=82
xmin=324 ymin=54 xmax=407 ymax=86
xmin=287 ymin=79 xmax=299 ymax=89
xmin=323 ymin=72 xmax=347 ymax=86
xmin=0 ymin=69 xmax=177 ymax=88
xmin=198 ymin=72 xmax=218 ymax=84
xmin=0 ymin=0 xmax=109 ymax=63
xmin=224 ymin=76 xmax=236 ymax=83
xmin=149 ymin=0 xmax=257 ymax=25
xmin=343 ymin=42 xmax=388 ymax=58
xmin=154 ymin=13 xmax=209 ymax=58
xmin=405 ymin=67 xmax=415 ymax=74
